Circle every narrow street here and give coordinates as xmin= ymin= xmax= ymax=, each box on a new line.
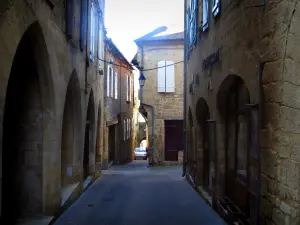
xmin=53 ymin=161 xmax=226 ymax=225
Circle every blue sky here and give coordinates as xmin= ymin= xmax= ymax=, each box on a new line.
xmin=104 ymin=0 xmax=184 ymax=61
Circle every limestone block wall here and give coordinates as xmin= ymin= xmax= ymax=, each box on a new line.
xmin=0 ymin=0 xmax=105 ymax=219
xmin=139 ymin=42 xmax=184 ymax=163
xmin=186 ymin=0 xmax=300 ymax=224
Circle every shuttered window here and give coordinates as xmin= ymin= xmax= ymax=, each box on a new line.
xmin=212 ymin=0 xmax=220 ymax=17
xmin=129 ymin=76 xmax=132 ymax=102
xmin=110 ymin=67 xmax=114 ymax=97
xmin=97 ymin=13 xmax=103 ymax=69
xmin=157 ymin=61 xmax=175 ymax=93
xmin=89 ymin=1 xmax=97 ymax=61
xmin=189 ymin=0 xmax=198 ymax=46
xmin=114 ymin=71 xmax=118 ymax=99
xmin=124 ymin=120 xmax=126 ymax=141
xmin=80 ymin=0 xmax=88 ymax=50
xmin=126 ymin=75 xmax=130 ymax=102
xmin=127 ymin=119 xmax=130 ymax=139
xmin=66 ymin=0 xmax=75 ymax=38
xmin=203 ymin=0 xmax=209 ymax=31
xmin=107 ymin=66 xmax=111 ymax=97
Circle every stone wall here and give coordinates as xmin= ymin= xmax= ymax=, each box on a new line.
xmin=138 ymin=42 xmax=184 ymax=163
xmin=0 ymin=0 xmax=105 ymax=219
xmin=186 ymin=0 xmax=300 ymax=224
xmin=102 ymin=46 xmax=134 ymax=166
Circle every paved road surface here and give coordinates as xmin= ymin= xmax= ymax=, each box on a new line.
xmin=54 ymin=161 xmax=226 ymax=225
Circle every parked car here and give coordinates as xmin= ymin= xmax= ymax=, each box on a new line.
xmin=134 ymin=147 xmax=147 ymax=160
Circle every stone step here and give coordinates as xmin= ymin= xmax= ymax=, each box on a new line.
xmin=17 ymin=216 xmax=54 ymax=225
xmin=61 ymin=182 xmax=80 ymax=207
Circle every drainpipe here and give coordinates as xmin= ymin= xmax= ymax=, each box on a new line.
xmin=139 ymin=44 xmax=155 ymax=165
xmin=140 ymin=102 xmax=155 ymax=165
xmin=182 ymin=0 xmax=188 ymax=177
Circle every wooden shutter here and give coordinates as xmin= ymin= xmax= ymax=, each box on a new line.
xmin=110 ymin=68 xmax=114 ymax=97
xmin=80 ymin=0 xmax=88 ymax=50
xmin=126 ymin=75 xmax=129 ymax=101
xmin=66 ymin=0 xmax=74 ymax=38
xmin=115 ymin=72 xmax=118 ymax=99
xmin=166 ymin=61 xmax=175 ymax=92
xmin=212 ymin=0 xmax=220 ymax=17
xmin=124 ymin=120 xmax=126 ymax=141
xmin=107 ymin=66 xmax=110 ymax=96
xmin=203 ymin=0 xmax=209 ymax=31
xmin=90 ymin=2 xmax=96 ymax=60
xmin=97 ymin=17 xmax=103 ymax=69
xmin=129 ymin=76 xmax=132 ymax=102
xmin=157 ymin=61 xmax=166 ymax=92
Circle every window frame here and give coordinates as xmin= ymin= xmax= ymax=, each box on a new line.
xmin=89 ymin=1 xmax=97 ymax=61
xmin=202 ymin=0 xmax=209 ymax=32
xmin=114 ymin=71 xmax=118 ymax=99
xmin=124 ymin=119 xmax=126 ymax=141
xmin=106 ymin=65 xmax=111 ymax=97
xmin=157 ymin=60 xmax=175 ymax=93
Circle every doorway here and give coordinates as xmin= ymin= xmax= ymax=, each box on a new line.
xmin=108 ymin=125 xmax=116 ymax=163
xmin=165 ymin=120 xmax=183 ymax=161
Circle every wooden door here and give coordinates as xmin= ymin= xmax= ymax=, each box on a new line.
xmin=165 ymin=120 xmax=183 ymax=161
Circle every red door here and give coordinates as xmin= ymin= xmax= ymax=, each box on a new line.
xmin=165 ymin=120 xmax=183 ymax=161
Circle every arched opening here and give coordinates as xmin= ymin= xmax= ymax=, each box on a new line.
xmin=95 ymin=104 xmax=102 ymax=164
xmin=1 ymin=22 xmax=54 ymax=221
xmin=217 ymin=75 xmax=251 ymax=218
xmin=61 ymin=71 xmax=82 ymax=189
xmin=83 ymin=90 xmax=95 ymax=180
xmin=187 ymin=108 xmax=196 ymax=181
xmin=195 ymin=98 xmax=211 ymax=191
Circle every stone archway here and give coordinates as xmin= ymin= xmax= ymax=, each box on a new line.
xmin=83 ymin=90 xmax=95 ymax=180
xmin=61 ymin=71 xmax=82 ymax=188
xmin=187 ymin=108 xmax=195 ymax=179
xmin=195 ymin=98 xmax=211 ymax=190
xmin=217 ymin=74 xmax=252 ymax=217
xmin=1 ymin=22 xmax=55 ymax=221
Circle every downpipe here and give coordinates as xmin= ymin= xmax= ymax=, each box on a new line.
xmin=182 ymin=0 xmax=188 ymax=177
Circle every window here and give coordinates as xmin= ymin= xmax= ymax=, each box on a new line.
xmin=89 ymin=1 xmax=97 ymax=61
xmin=66 ymin=0 xmax=75 ymax=38
xmin=97 ymin=13 xmax=104 ymax=70
xmin=189 ymin=0 xmax=198 ymax=46
xmin=124 ymin=120 xmax=126 ymax=141
xmin=129 ymin=119 xmax=131 ymax=138
xmin=212 ymin=0 xmax=220 ymax=17
xmin=114 ymin=71 xmax=118 ymax=99
xmin=203 ymin=0 xmax=209 ymax=31
xmin=129 ymin=76 xmax=132 ymax=102
xmin=110 ymin=67 xmax=114 ymax=97
xmin=106 ymin=66 xmax=111 ymax=97
xmin=157 ymin=61 xmax=175 ymax=93
xmin=126 ymin=75 xmax=130 ymax=102
xmin=80 ymin=0 xmax=88 ymax=50
xmin=127 ymin=119 xmax=130 ymax=139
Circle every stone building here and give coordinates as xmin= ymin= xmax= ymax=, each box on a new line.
xmin=103 ymin=38 xmax=134 ymax=167
xmin=0 ymin=0 xmax=105 ymax=223
xmin=133 ymin=29 xmax=184 ymax=165
xmin=185 ymin=0 xmax=300 ymax=224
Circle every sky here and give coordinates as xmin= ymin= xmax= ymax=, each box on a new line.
xmin=105 ymin=0 xmax=184 ymax=62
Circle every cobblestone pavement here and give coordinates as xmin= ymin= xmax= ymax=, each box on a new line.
xmin=53 ymin=161 xmax=226 ymax=225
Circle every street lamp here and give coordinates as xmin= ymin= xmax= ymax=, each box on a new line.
xmin=138 ymin=73 xmax=146 ymax=88
xmin=138 ymin=73 xmax=146 ymax=103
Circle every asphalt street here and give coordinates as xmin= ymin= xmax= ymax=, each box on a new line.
xmin=53 ymin=161 xmax=226 ymax=225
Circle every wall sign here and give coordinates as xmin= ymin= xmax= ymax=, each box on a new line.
xmin=202 ymin=48 xmax=220 ymax=71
